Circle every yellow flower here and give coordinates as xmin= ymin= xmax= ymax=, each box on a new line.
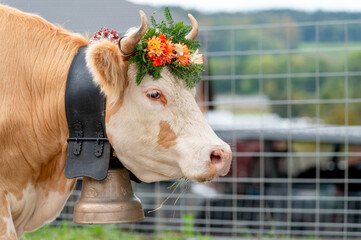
xmin=190 ymin=49 xmax=203 ymax=65
xmin=146 ymin=35 xmax=165 ymax=58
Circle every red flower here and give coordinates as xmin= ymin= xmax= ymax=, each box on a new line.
xmin=153 ymin=58 xmax=163 ymax=66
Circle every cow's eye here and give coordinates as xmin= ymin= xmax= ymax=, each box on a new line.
xmin=147 ymin=90 xmax=161 ymax=99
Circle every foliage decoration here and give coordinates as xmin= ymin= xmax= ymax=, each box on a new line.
xmin=128 ymin=7 xmax=205 ymax=88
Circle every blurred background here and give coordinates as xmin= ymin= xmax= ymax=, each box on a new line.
xmin=4 ymin=0 xmax=361 ymax=239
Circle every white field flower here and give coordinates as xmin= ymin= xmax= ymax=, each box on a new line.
xmin=190 ymin=49 xmax=203 ymax=64
xmin=174 ymin=43 xmax=184 ymax=56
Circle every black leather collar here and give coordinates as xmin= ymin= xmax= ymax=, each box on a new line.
xmin=64 ymin=46 xmax=142 ymax=183
xmin=64 ymin=46 xmax=110 ymax=180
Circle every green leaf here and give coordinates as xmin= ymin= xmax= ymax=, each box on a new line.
xmin=164 ymin=7 xmax=174 ymax=27
xmin=171 ymin=22 xmax=185 ymax=37
xmin=150 ymin=16 xmax=157 ymax=28
xmin=179 ymin=25 xmax=192 ymax=38
xmin=135 ymin=65 xmax=147 ymax=85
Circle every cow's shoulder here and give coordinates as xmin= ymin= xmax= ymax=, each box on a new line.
xmin=0 ymin=175 xmax=76 ymax=238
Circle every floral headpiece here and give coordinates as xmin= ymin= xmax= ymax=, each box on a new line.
xmin=128 ymin=8 xmax=205 ymax=88
xmin=90 ymin=27 xmax=120 ymax=43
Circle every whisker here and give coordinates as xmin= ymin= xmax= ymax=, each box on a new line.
xmin=168 ymin=177 xmax=183 ymax=190
xmin=148 ymin=178 xmax=185 ymax=213
xmin=169 ymin=179 xmax=190 ymax=222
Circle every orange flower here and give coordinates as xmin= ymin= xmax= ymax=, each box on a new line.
xmin=145 ymin=34 xmax=198 ymax=67
xmin=146 ymin=34 xmax=175 ymax=66
xmin=163 ymin=39 xmax=175 ymax=64
xmin=174 ymin=43 xmax=190 ymax=66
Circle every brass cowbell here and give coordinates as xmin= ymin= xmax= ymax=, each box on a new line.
xmin=73 ymin=167 xmax=144 ymax=224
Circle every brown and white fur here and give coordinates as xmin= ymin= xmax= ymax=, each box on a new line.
xmin=0 ymin=5 xmax=232 ymax=239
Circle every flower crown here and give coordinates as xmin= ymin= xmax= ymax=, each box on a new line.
xmin=128 ymin=8 xmax=205 ymax=88
xmin=90 ymin=27 xmax=120 ymax=43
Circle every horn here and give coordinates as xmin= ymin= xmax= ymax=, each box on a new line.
xmin=119 ymin=10 xmax=148 ymax=56
xmin=185 ymin=14 xmax=198 ymax=40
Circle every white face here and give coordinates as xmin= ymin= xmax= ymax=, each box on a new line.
xmin=106 ymin=64 xmax=232 ymax=183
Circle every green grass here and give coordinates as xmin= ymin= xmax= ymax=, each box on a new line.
xmin=22 ymin=222 xmax=213 ymax=240
xmin=22 ymin=223 xmax=324 ymax=240
xmin=22 ymin=223 xmax=123 ymax=240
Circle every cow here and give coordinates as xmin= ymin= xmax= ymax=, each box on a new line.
xmin=0 ymin=4 xmax=232 ymax=239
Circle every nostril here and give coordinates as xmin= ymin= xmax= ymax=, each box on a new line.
xmin=210 ymin=153 xmax=221 ymax=164
xmin=211 ymin=149 xmax=223 ymax=165
xmin=209 ymin=148 xmax=232 ymax=176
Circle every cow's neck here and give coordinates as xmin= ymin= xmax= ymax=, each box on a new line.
xmin=13 ymin=35 xmax=88 ymax=190
xmin=0 ymin=11 xmax=88 ymax=235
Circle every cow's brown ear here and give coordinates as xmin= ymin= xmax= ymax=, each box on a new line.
xmin=86 ymin=40 xmax=129 ymax=102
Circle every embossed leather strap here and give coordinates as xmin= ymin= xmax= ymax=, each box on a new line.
xmin=64 ymin=46 xmax=110 ymax=181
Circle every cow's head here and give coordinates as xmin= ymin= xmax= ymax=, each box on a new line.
xmin=86 ymin=11 xmax=232 ymax=183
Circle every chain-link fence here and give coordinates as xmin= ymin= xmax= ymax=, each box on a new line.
xmin=57 ymin=19 xmax=361 ymax=240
